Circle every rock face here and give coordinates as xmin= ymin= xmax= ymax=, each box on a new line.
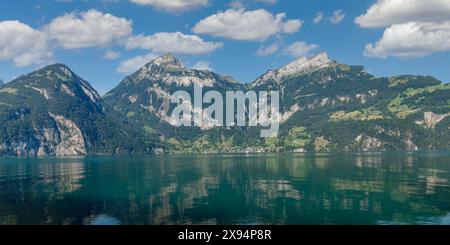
xmin=16 ymin=114 xmax=87 ymax=157
xmin=404 ymin=132 xmax=419 ymax=152
xmin=0 ymin=79 xmax=4 ymax=86
xmin=251 ymin=52 xmax=333 ymax=87
xmin=152 ymin=53 xmax=184 ymax=68
xmin=355 ymin=135 xmax=384 ymax=152
xmin=128 ymin=54 xmax=228 ymax=88
xmin=416 ymin=112 xmax=450 ymax=128
xmin=0 ymin=64 xmax=158 ymax=157
xmin=49 ymin=113 xmax=87 ymax=156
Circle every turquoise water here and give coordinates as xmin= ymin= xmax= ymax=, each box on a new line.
xmin=1 ymin=153 xmax=450 ymax=225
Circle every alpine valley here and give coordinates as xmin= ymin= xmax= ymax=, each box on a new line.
xmin=1 ymin=53 xmax=450 ymax=157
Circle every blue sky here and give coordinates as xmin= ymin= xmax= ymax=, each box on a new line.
xmin=1 ymin=0 xmax=450 ymax=94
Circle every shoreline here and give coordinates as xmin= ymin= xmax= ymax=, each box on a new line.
xmin=2 ymin=150 xmax=450 ymax=160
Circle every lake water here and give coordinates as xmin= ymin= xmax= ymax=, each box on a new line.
xmin=1 ymin=153 xmax=450 ymax=225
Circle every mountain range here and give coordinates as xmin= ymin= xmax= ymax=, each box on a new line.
xmin=1 ymin=53 xmax=450 ymax=157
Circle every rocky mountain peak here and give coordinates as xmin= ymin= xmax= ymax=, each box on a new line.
xmin=133 ymin=54 xmax=187 ymax=82
xmin=5 ymin=63 xmax=102 ymax=106
xmin=150 ymin=53 xmax=184 ymax=69
xmin=131 ymin=54 xmax=237 ymax=88
xmin=251 ymin=52 xmax=334 ymax=88
xmin=278 ymin=52 xmax=332 ymax=78
xmin=28 ymin=63 xmax=76 ymax=82
xmin=52 ymin=63 xmax=75 ymax=78
xmin=0 ymin=79 xmax=4 ymax=86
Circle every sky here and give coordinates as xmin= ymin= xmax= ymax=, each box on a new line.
xmin=1 ymin=0 xmax=450 ymax=95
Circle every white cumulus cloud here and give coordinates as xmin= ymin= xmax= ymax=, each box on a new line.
xmin=0 ymin=20 xmax=52 ymax=67
xmin=257 ymin=43 xmax=279 ymax=56
xmin=191 ymin=61 xmax=213 ymax=71
xmin=130 ymin=0 xmax=209 ymax=13
xmin=125 ymin=32 xmax=223 ymax=55
xmin=116 ymin=53 xmax=157 ymax=73
xmin=192 ymin=8 xmax=302 ymax=41
xmin=284 ymin=41 xmax=319 ymax=58
xmin=330 ymin=10 xmax=345 ymax=24
xmin=104 ymin=49 xmax=121 ymax=60
xmin=355 ymin=0 xmax=450 ymax=28
xmin=45 ymin=9 xmax=133 ymax=49
xmin=313 ymin=12 xmax=324 ymax=24
xmin=364 ymin=21 xmax=450 ymax=58
xmin=357 ymin=0 xmax=450 ymax=58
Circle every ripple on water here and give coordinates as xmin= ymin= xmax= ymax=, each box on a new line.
xmin=83 ymin=214 xmax=121 ymax=225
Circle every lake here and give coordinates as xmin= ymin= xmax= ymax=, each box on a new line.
xmin=1 ymin=153 xmax=450 ymax=225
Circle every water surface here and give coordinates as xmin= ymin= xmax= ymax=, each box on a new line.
xmin=1 ymin=153 xmax=450 ymax=225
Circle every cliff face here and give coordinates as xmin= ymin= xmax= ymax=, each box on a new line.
xmin=48 ymin=113 xmax=87 ymax=156
xmin=0 ymin=115 xmax=86 ymax=157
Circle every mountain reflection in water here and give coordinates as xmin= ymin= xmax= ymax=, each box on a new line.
xmin=1 ymin=153 xmax=450 ymax=225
